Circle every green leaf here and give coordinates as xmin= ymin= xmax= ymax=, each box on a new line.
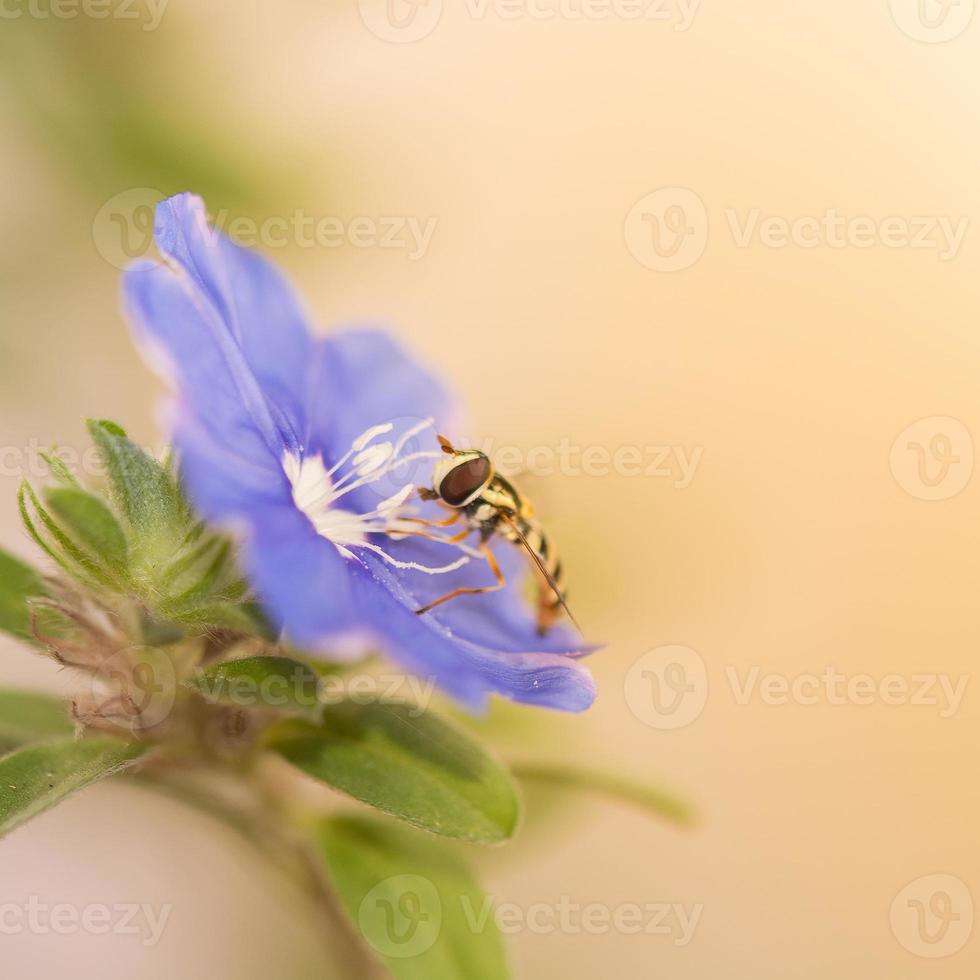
xmin=86 ymin=419 xmax=181 ymax=534
xmin=0 ymin=737 xmax=149 ymax=839
xmin=318 ymin=816 xmax=509 ymax=980
xmin=163 ymin=601 xmax=267 ymax=634
xmin=39 ymin=451 xmax=80 ymax=487
xmin=0 ymin=549 xmax=46 ymax=642
xmin=269 ymin=702 xmax=520 ymax=843
xmin=189 ymin=655 xmax=323 ymax=718
xmin=0 ymin=691 xmax=73 ymax=749
xmin=512 ymin=763 xmax=696 ymax=826
xmin=44 ymin=486 xmax=129 ymax=569
xmin=18 ymin=481 xmax=109 ymax=585
xmin=161 ymin=537 xmax=232 ymax=603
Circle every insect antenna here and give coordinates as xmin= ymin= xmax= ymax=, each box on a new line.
xmin=502 ymin=515 xmax=581 ymax=634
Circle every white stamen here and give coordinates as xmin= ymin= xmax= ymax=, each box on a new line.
xmin=352 ymin=422 xmax=393 ymax=451
xmin=327 ymin=450 xmax=443 ymax=504
xmin=385 ymin=450 xmax=444 ymax=471
xmin=393 ymin=417 xmax=434 ymax=456
xmin=377 ymin=484 xmax=415 ymax=514
xmin=352 ymin=442 xmax=393 ymax=476
xmin=357 ymin=541 xmax=470 ymax=574
xmin=283 ymin=423 xmax=470 ymax=577
xmin=325 ymin=422 xmax=393 ymax=479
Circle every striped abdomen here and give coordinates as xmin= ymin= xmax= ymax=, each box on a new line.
xmin=468 ymin=476 xmax=568 ymax=633
xmin=504 ymin=516 xmax=567 ymax=634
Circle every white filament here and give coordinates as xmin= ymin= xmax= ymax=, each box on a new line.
xmin=284 ymin=419 xmax=471 ymax=575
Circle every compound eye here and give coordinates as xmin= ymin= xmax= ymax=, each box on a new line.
xmin=439 ymin=457 xmax=491 ymax=506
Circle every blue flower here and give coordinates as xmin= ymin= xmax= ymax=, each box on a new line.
xmin=123 ymin=193 xmax=596 ymax=712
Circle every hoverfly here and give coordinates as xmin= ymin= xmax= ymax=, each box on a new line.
xmin=414 ymin=436 xmax=577 ymax=635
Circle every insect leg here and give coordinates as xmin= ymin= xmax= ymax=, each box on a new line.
xmin=394 ymin=528 xmax=472 ymax=546
xmin=414 ymin=543 xmax=506 ymax=616
xmin=401 ymin=510 xmax=462 ymax=529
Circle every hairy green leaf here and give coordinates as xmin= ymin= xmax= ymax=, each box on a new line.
xmin=0 ymin=549 xmax=47 ymax=642
xmin=161 ymin=537 xmax=232 ymax=602
xmin=0 ymin=691 xmax=72 ymax=749
xmin=319 ymin=816 xmax=509 ymax=980
xmin=18 ymin=481 xmax=110 ymax=586
xmin=86 ymin=419 xmax=181 ymax=534
xmin=269 ymin=702 xmax=520 ymax=843
xmin=39 ymin=451 xmax=80 ymax=487
xmin=189 ymin=655 xmax=322 ymax=718
xmin=163 ymin=601 xmax=266 ymax=634
xmin=44 ymin=486 xmax=129 ymax=569
xmin=0 ymin=737 xmax=149 ymax=839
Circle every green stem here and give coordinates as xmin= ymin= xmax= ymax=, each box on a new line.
xmin=132 ymin=763 xmax=382 ymax=978
xmin=511 ymin=762 xmax=697 ymax=826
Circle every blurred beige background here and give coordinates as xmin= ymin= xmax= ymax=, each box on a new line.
xmin=2 ymin=1 xmax=980 ymax=977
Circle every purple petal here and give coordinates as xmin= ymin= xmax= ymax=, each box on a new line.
xmin=351 ymin=553 xmax=596 ymax=712
xmin=378 ymin=533 xmax=591 ymax=656
xmin=124 ymin=258 xmax=285 ymax=468
xmin=152 ymin=194 xmax=316 ymax=452
xmin=245 ymin=501 xmax=360 ymax=652
xmin=170 ymin=407 xmax=289 ymax=524
xmin=308 ymin=329 xmax=459 ymax=457
xmin=173 ymin=411 xmax=359 ymax=646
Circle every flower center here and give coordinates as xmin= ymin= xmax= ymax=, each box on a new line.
xmin=283 ymin=419 xmax=472 ymax=576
